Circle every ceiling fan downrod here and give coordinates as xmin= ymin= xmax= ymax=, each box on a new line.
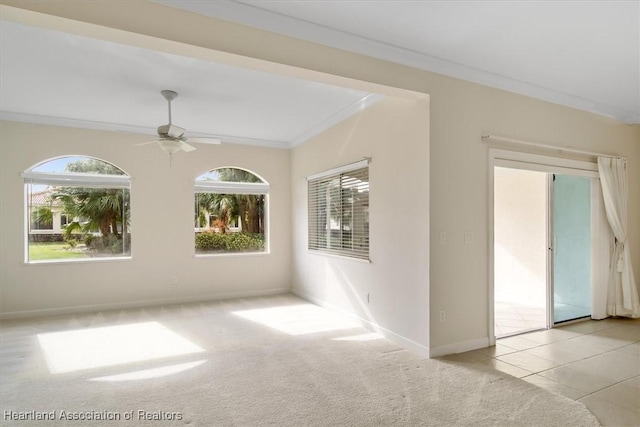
xmin=161 ymin=90 xmax=178 ymax=124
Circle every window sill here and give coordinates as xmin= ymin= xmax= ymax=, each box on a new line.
xmin=25 ymin=256 xmax=132 ymax=266
xmin=194 ymin=251 xmax=270 ymax=259
xmin=307 ymin=250 xmax=371 ymax=264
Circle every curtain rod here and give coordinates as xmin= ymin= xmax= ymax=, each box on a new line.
xmin=481 ymin=134 xmax=625 ymax=160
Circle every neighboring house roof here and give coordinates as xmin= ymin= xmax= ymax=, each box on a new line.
xmin=29 ymin=188 xmax=62 ymax=207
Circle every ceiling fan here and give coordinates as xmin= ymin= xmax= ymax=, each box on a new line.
xmin=137 ymin=90 xmax=221 ymax=156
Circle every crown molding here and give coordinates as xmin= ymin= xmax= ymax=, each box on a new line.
xmin=0 ymin=111 xmax=291 ymax=149
xmin=1 ymin=111 xmax=159 ymax=137
xmin=289 ymin=94 xmax=383 ymax=147
xmin=1 ymin=92 xmax=382 ymax=150
xmin=153 ymin=0 xmax=639 ymax=124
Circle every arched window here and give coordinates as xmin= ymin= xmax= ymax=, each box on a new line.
xmin=194 ymin=168 xmax=268 ymax=255
xmin=23 ymin=156 xmax=131 ymax=262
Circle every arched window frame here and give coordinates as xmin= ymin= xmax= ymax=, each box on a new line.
xmin=194 ymin=167 xmax=269 ymax=256
xmin=22 ymin=156 xmax=131 ymax=263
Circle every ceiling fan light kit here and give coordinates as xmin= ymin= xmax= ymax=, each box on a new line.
xmin=158 ymin=139 xmax=185 ymax=155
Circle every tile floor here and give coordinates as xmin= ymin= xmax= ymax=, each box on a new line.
xmin=495 ymin=301 xmax=546 ymax=337
xmin=447 ymin=317 xmax=640 ymax=426
xmin=495 ymin=300 xmax=592 ymax=338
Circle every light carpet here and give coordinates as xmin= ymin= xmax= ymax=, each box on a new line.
xmin=1 ymin=294 xmax=600 ymax=426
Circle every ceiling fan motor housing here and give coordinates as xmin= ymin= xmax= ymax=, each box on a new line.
xmin=157 ymin=124 xmax=185 ymax=139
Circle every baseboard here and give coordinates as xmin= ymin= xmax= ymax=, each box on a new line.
xmin=429 ymin=337 xmax=490 ymax=358
xmin=0 ymin=287 xmax=291 ymax=320
xmin=292 ymin=288 xmax=430 ymax=358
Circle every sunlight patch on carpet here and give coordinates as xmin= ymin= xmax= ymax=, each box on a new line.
xmin=37 ymin=322 xmax=204 ymax=374
xmin=233 ymin=304 xmax=358 ymax=335
xmin=89 ymin=360 xmax=206 ymax=382
xmin=332 ymin=333 xmax=383 ymax=342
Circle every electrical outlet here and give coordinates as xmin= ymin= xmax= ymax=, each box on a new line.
xmin=439 ymin=310 xmax=446 ymax=322
xmin=439 ymin=232 xmax=447 ymax=245
xmin=170 ymin=276 xmax=178 ymax=286
xmin=464 ymin=232 xmax=474 ymax=244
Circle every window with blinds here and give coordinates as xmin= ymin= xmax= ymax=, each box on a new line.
xmin=307 ymin=161 xmax=369 ymax=260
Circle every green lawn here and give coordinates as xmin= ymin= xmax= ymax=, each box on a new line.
xmin=29 ymin=242 xmax=89 ymax=261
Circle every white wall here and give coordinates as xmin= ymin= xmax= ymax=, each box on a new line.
xmin=291 ymin=97 xmax=430 ymax=355
xmin=0 ymin=121 xmax=291 ymax=317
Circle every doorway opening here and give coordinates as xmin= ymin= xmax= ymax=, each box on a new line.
xmin=494 ymin=167 xmax=548 ymax=337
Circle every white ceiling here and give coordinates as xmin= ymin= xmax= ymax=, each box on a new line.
xmin=155 ymin=0 xmax=640 ymax=125
xmin=1 ymin=1 xmax=638 ymax=150
xmin=0 ymin=21 xmax=377 ymax=148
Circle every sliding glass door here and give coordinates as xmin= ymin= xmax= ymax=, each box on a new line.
xmin=491 ymin=150 xmax=606 ymax=342
xmin=552 ymin=174 xmax=592 ymax=323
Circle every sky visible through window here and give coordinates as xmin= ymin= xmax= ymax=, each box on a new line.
xmin=29 ymin=156 xmax=126 ymax=192
xmin=195 ymin=169 xmax=265 ymax=183
xmin=32 ymin=156 xmax=90 ymax=173
xmin=195 ymin=170 xmax=221 ymax=182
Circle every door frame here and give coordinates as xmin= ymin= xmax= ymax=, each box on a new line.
xmin=488 ymin=149 xmax=600 ymax=345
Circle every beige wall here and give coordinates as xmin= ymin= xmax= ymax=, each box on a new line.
xmin=428 ymin=81 xmax=638 ymax=353
xmin=291 ymin=97 xmax=430 ymax=355
xmin=0 ymin=121 xmax=291 ymax=316
xmin=1 ymin=2 xmax=639 ymax=354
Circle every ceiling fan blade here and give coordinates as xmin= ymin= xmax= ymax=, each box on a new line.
xmin=180 ymin=141 xmax=197 ymax=152
xmin=134 ymin=140 xmax=160 ymax=146
xmin=188 ymin=137 xmax=221 ymax=145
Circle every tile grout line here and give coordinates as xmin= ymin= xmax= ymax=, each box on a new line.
xmin=495 ymin=323 xmax=639 ymax=393
xmin=577 ymin=374 xmax=640 ymax=402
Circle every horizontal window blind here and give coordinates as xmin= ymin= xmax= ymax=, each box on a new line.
xmin=308 ymin=164 xmax=369 ymax=260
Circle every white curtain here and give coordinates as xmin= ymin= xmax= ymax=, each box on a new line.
xmin=597 ymin=157 xmax=640 ymax=318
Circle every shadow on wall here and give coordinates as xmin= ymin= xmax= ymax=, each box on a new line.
xmin=323 ymin=260 xmax=377 ymax=327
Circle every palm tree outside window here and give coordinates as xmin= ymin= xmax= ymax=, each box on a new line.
xmin=23 ymin=156 xmax=131 ymax=262
xmin=194 ymin=167 xmax=268 ymax=255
